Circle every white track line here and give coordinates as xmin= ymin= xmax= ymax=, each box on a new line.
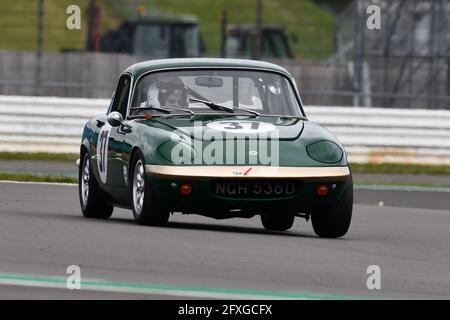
xmin=0 ymin=274 xmax=314 ymax=300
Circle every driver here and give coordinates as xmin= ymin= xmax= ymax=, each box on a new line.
xmin=146 ymin=76 xmax=189 ymax=109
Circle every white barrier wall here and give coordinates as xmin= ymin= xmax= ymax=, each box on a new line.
xmin=1 ymin=95 xmax=450 ymax=165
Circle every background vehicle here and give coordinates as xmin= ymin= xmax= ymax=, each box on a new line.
xmin=100 ymin=13 xmax=204 ymax=58
xmin=223 ymin=24 xmax=295 ymax=59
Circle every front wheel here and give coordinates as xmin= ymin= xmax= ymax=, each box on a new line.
xmin=78 ymin=152 xmax=113 ymax=219
xmin=311 ymin=175 xmax=353 ymax=238
xmin=131 ymin=151 xmax=169 ymax=226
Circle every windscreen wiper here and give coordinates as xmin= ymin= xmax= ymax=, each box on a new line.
xmin=130 ymin=103 xmax=195 ymax=116
xmin=130 ymin=104 xmax=171 ymax=114
xmin=189 ymin=98 xmax=260 ymax=117
xmin=171 ymin=107 xmax=195 ymax=115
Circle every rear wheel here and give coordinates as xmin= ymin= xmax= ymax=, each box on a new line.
xmin=131 ymin=150 xmax=169 ymax=226
xmin=79 ymin=152 xmax=113 ymax=219
xmin=260 ymin=213 xmax=295 ymax=231
xmin=311 ymin=175 xmax=353 ymax=238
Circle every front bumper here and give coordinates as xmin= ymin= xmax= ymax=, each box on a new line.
xmin=145 ymin=165 xmax=350 ymax=180
xmin=145 ymin=165 xmax=351 ymax=214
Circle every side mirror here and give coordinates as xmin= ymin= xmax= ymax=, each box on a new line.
xmin=107 ymin=111 xmax=123 ymax=127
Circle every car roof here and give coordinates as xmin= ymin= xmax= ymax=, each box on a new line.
xmin=124 ymin=58 xmax=292 ymax=79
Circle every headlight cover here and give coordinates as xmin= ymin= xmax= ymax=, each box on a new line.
xmin=158 ymin=140 xmax=196 ymax=164
xmin=306 ymin=140 xmax=343 ymax=164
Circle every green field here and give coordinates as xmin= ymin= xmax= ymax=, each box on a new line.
xmin=135 ymin=0 xmax=335 ymax=59
xmin=0 ymin=0 xmax=335 ymax=59
xmin=0 ymin=0 xmax=121 ymax=52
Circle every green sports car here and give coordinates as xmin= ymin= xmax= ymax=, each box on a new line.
xmin=78 ymin=58 xmax=353 ymax=238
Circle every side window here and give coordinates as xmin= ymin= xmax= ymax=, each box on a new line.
xmin=110 ymin=75 xmax=131 ymax=117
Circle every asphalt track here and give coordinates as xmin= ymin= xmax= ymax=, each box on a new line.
xmin=0 ymin=181 xmax=449 ymax=299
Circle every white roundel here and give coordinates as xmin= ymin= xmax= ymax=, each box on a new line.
xmin=97 ymin=123 xmax=111 ymax=184
xmin=207 ymin=121 xmax=276 ymax=134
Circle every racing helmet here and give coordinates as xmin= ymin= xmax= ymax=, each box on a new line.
xmin=146 ymin=76 xmax=188 ymax=108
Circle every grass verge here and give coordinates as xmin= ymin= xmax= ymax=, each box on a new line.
xmin=1 ymin=171 xmax=449 ymax=189
xmin=355 ymin=181 xmax=450 ymax=189
xmin=0 ymin=152 xmax=450 ymax=176
xmin=350 ymin=163 xmax=450 ymax=176
xmin=0 ymin=172 xmax=77 ymax=184
xmin=0 ymin=152 xmax=78 ymax=162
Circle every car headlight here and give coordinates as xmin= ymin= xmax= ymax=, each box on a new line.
xmin=306 ymin=140 xmax=343 ymax=164
xmin=158 ymin=140 xmax=196 ymax=164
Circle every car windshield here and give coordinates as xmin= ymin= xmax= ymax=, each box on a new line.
xmin=130 ymin=69 xmax=302 ymax=117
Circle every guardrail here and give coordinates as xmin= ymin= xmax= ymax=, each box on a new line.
xmin=1 ymin=95 xmax=450 ymax=165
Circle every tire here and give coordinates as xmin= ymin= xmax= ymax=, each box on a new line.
xmin=260 ymin=213 xmax=295 ymax=231
xmin=131 ymin=150 xmax=169 ymax=226
xmin=79 ymin=151 xmax=113 ymax=219
xmin=311 ymin=174 xmax=353 ymax=238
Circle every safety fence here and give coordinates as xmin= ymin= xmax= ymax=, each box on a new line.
xmin=1 ymin=95 xmax=449 ymax=165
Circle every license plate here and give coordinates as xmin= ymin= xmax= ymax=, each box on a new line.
xmin=214 ymin=181 xmax=297 ymax=197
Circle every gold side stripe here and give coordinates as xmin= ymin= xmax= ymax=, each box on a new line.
xmin=145 ymin=165 xmax=350 ymax=180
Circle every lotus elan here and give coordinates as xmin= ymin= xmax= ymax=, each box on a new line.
xmin=78 ymin=58 xmax=353 ymax=238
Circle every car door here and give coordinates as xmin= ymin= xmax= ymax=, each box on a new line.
xmin=97 ymin=74 xmax=132 ymax=188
